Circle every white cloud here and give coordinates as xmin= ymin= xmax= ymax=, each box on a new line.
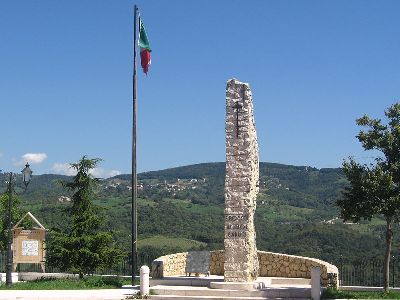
xmin=109 ymin=170 xmax=122 ymax=177
xmin=89 ymin=167 xmax=105 ymax=178
xmin=14 ymin=153 xmax=47 ymax=166
xmin=51 ymin=163 xmax=121 ymax=178
xmin=89 ymin=168 xmax=122 ymax=178
xmin=51 ymin=163 xmax=76 ymax=176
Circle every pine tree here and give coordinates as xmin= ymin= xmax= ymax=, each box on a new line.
xmin=46 ymin=156 xmax=124 ymax=278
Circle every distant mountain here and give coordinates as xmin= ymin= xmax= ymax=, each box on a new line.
xmin=113 ymin=162 xmax=345 ymax=209
xmin=0 ymin=162 xmax=345 ymax=209
xmin=5 ymin=162 xmax=389 ymax=264
xmin=116 ymin=162 xmax=226 ymax=181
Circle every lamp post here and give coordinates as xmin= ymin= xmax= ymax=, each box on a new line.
xmin=5 ymin=163 xmax=33 ymax=288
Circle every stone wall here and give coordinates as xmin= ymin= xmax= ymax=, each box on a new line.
xmin=151 ymin=250 xmax=338 ymax=287
xmin=209 ymin=250 xmax=224 ymax=275
xmin=151 ymin=252 xmax=188 ymax=278
xmin=257 ymin=251 xmax=338 ymax=286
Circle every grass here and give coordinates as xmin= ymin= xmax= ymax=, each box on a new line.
xmin=322 ymin=288 xmax=400 ymax=299
xmin=138 ymin=235 xmax=206 ymax=251
xmin=257 ymin=202 xmax=315 ymax=222
xmin=162 ymin=198 xmax=191 ymax=205
xmin=125 ymin=289 xmax=155 ymax=299
xmin=161 ymin=198 xmax=223 ymax=214
xmin=0 ymin=276 xmax=135 ymax=290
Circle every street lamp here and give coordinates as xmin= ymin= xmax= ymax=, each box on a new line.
xmin=5 ymin=163 xmax=33 ymax=287
xmin=21 ymin=163 xmax=33 ymax=188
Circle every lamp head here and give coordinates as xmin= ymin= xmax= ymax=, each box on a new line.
xmin=21 ymin=163 xmax=33 ymax=187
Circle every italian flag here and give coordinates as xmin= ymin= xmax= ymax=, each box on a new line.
xmin=139 ymin=18 xmax=151 ymax=75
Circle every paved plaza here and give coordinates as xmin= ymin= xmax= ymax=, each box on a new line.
xmin=0 ymin=288 xmax=138 ymax=300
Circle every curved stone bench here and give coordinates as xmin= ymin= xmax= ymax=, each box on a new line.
xmin=151 ymin=250 xmax=338 ymax=287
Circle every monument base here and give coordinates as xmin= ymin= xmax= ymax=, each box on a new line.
xmin=210 ymin=280 xmax=265 ymax=291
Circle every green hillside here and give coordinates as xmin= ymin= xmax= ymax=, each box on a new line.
xmin=0 ymin=162 xmax=397 ymax=264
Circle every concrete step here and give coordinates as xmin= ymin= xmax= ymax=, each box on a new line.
xmin=149 ymin=297 xmax=308 ymax=300
xmin=150 ymin=276 xmax=311 ymax=288
xmin=270 ymin=277 xmax=310 ymax=286
xmin=150 ymin=295 xmax=309 ymax=300
xmin=150 ymin=285 xmax=311 ymax=299
xmin=151 ymin=277 xmax=223 ymax=287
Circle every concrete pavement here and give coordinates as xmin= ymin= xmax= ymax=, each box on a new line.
xmin=0 ymin=288 xmax=139 ymax=300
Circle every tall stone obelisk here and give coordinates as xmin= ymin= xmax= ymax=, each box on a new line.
xmin=224 ymin=78 xmax=259 ymax=282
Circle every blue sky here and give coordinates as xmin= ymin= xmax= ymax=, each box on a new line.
xmin=1 ymin=0 xmax=399 ymax=177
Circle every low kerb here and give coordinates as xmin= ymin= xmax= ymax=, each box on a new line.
xmin=210 ymin=280 xmax=265 ymax=291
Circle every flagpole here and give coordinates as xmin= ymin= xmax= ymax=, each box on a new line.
xmin=131 ymin=4 xmax=138 ymax=287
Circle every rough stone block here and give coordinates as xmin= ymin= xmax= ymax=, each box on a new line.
xmin=224 ymin=78 xmax=259 ymax=283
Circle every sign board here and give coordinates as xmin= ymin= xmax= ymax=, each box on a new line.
xmin=22 ymin=240 xmax=39 ymax=256
xmin=12 ymin=212 xmax=46 ymax=272
xmin=185 ymin=251 xmax=210 ymax=275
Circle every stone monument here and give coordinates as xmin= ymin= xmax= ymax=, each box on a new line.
xmin=224 ymin=78 xmax=259 ymax=282
xmin=150 ymin=79 xmax=340 ymax=294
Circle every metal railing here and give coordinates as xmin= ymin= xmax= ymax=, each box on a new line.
xmin=0 ymin=252 xmax=156 ymax=276
xmin=336 ymin=257 xmax=399 ymax=287
xmin=3 ymin=250 xmax=399 ymax=287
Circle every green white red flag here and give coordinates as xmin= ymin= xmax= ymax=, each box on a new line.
xmin=138 ymin=18 xmax=151 ymax=75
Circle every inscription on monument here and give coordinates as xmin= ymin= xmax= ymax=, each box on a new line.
xmin=226 ymin=231 xmax=247 ymax=238
xmin=225 ymin=214 xmax=248 ymax=222
xmin=225 ymin=213 xmax=248 ymax=238
xmin=226 ymin=224 xmax=247 ymax=230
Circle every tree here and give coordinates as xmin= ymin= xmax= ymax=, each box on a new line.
xmin=337 ymin=103 xmax=400 ymax=291
xmin=46 ymin=156 xmax=124 ymax=278
xmin=0 ymin=194 xmax=23 ymax=251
